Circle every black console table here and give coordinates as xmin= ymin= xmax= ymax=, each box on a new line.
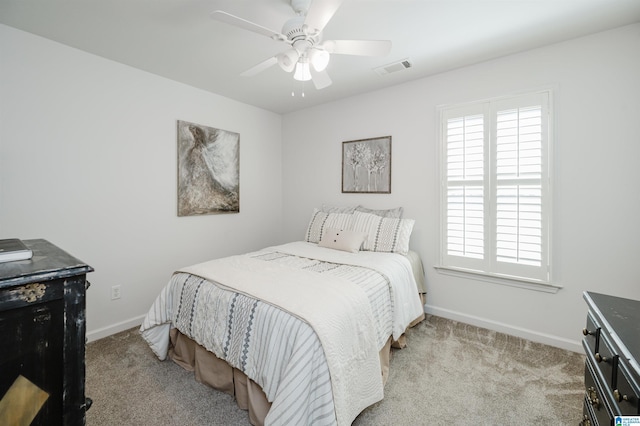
xmin=581 ymin=291 xmax=640 ymax=425
xmin=0 ymin=239 xmax=93 ymax=425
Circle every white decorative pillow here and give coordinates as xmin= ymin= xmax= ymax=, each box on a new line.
xmin=350 ymin=211 xmax=415 ymax=254
xmin=321 ymin=204 xmax=358 ymax=214
xmin=355 ymin=205 xmax=404 ymax=218
xmin=318 ymin=228 xmax=367 ymax=253
xmin=305 ymin=209 xmax=354 ymax=243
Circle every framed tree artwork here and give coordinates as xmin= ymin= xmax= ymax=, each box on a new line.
xmin=342 ymin=136 xmax=391 ymax=193
xmin=177 ymin=120 xmax=240 ymax=216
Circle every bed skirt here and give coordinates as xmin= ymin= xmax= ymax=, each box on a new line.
xmin=167 ymin=302 xmax=425 ymax=426
xmin=168 ymin=329 xmax=392 ymax=425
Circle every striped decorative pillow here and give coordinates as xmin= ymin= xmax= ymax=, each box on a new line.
xmin=305 ymin=209 xmax=354 ymax=243
xmin=351 ymin=211 xmax=415 ymax=254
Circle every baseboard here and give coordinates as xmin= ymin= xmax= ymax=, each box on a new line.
xmin=424 ymin=304 xmax=583 ymax=353
xmin=86 ymin=314 xmax=146 ymax=343
xmin=86 ymin=308 xmax=583 ymax=352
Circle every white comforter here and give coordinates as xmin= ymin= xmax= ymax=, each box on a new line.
xmin=274 ymin=242 xmax=424 ymax=341
xmin=140 ymin=242 xmax=424 ymax=425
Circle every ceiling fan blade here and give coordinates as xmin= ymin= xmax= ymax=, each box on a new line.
xmin=304 ymin=0 xmax=344 ymax=34
xmin=240 ymin=56 xmax=278 ymax=77
xmin=211 ymin=10 xmax=287 ymax=42
xmin=323 ymin=39 xmax=392 ymax=56
xmin=310 ymin=69 xmax=332 ymax=90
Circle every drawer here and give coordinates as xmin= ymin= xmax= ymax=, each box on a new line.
xmin=613 ymin=361 xmax=640 ymax=415
xmin=585 ymin=359 xmax=614 ymax=426
xmin=0 ymin=278 xmax=65 ymax=311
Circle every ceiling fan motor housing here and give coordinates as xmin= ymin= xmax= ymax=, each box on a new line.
xmin=283 ymin=17 xmax=310 ymax=40
xmin=282 ymin=16 xmax=319 ymax=54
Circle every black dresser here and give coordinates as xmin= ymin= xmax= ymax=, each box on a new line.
xmin=0 ymin=239 xmax=93 ymax=425
xmin=581 ymin=291 xmax=640 ymax=425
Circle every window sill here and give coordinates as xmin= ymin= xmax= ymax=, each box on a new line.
xmin=434 ymin=266 xmax=562 ymax=294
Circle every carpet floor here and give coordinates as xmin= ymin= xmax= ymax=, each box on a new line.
xmin=86 ymin=315 xmax=585 ymax=425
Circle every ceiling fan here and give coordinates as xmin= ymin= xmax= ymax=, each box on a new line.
xmin=210 ymin=0 xmax=392 ymax=90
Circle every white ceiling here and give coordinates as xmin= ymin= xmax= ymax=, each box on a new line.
xmin=2 ymin=0 xmax=640 ymax=114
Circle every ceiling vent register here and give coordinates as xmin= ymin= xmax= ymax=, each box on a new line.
xmin=374 ymin=59 xmax=413 ymax=76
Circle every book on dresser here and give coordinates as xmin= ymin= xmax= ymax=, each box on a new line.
xmin=0 ymin=238 xmax=33 ymax=263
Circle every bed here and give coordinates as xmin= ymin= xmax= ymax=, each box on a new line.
xmin=140 ymin=207 xmax=426 ymax=425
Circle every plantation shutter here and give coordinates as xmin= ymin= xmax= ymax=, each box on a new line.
xmin=442 ymin=105 xmax=489 ymax=272
xmin=441 ymin=91 xmax=551 ymax=284
xmin=492 ymin=93 xmax=549 ymax=281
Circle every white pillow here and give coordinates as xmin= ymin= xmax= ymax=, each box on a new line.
xmin=318 ymin=228 xmax=367 ymax=253
xmin=321 ymin=204 xmax=358 ymax=214
xmin=355 ymin=205 xmax=404 ymax=218
xmin=305 ymin=209 xmax=354 ymax=243
xmin=350 ymin=211 xmax=415 ymax=254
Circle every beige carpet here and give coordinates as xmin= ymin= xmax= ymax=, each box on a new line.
xmin=86 ymin=315 xmax=585 ymax=425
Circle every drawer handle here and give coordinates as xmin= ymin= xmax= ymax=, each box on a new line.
xmin=594 ymin=353 xmax=608 ymax=363
xmin=587 ymin=386 xmax=600 ymax=409
xmin=583 ymin=328 xmax=596 ymax=336
xmin=614 ymin=389 xmax=629 ymax=402
xmin=17 ymin=283 xmax=46 ymax=303
xmin=580 ymin=415 xmax=591 ymax=426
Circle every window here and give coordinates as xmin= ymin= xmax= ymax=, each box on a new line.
xmin=439 ymin=91 xmax=553 ymax=287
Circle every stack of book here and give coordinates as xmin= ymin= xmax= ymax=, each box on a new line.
xmin=0 ymin=239 xmax=33 ymax=263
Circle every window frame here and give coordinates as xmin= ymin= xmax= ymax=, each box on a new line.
xmin=437 ymin=89 xmax=558 ymax=292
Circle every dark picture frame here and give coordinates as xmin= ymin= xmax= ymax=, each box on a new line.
xmin=342 ymin=136 xmax=391 ymax=193
xmin=177 ymin=120 xmax=240 ymax=216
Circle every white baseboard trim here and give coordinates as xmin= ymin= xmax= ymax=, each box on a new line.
xmin=424 ymin=304 xmax=583 ymax=353
xmin=86 ymin=308 xmax=583 ymax=352
xmin=86 ymin=314 xmax=146 ymax=343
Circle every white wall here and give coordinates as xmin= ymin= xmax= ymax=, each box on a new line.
xmin=0 ymin=25 xmax=284 ymax=341
xmin=282 ymin=24 xmax=640 ymax=352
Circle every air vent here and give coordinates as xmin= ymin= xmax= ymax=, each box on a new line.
xmin=374 ymin=58 xmax=413 ymax=76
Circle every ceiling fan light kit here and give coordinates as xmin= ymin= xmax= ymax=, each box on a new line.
xmin=294 ymin=60 xmax=312 ymax=82
xmin=210 ymin=0 xmax=392 ymax=92
xmin=277 ymin=49 xmax=299 ymax=72
xmin=308 ymin=48 xmax=330 ymax=72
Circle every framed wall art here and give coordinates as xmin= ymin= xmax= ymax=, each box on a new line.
xmin=342 ymin=136 xmax=391 ymax=193
xmin=177 ymin=120 xmax=240 ymax=216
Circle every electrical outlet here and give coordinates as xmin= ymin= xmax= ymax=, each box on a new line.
xmin=111 ymin=285 xmax=121 ymax=300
